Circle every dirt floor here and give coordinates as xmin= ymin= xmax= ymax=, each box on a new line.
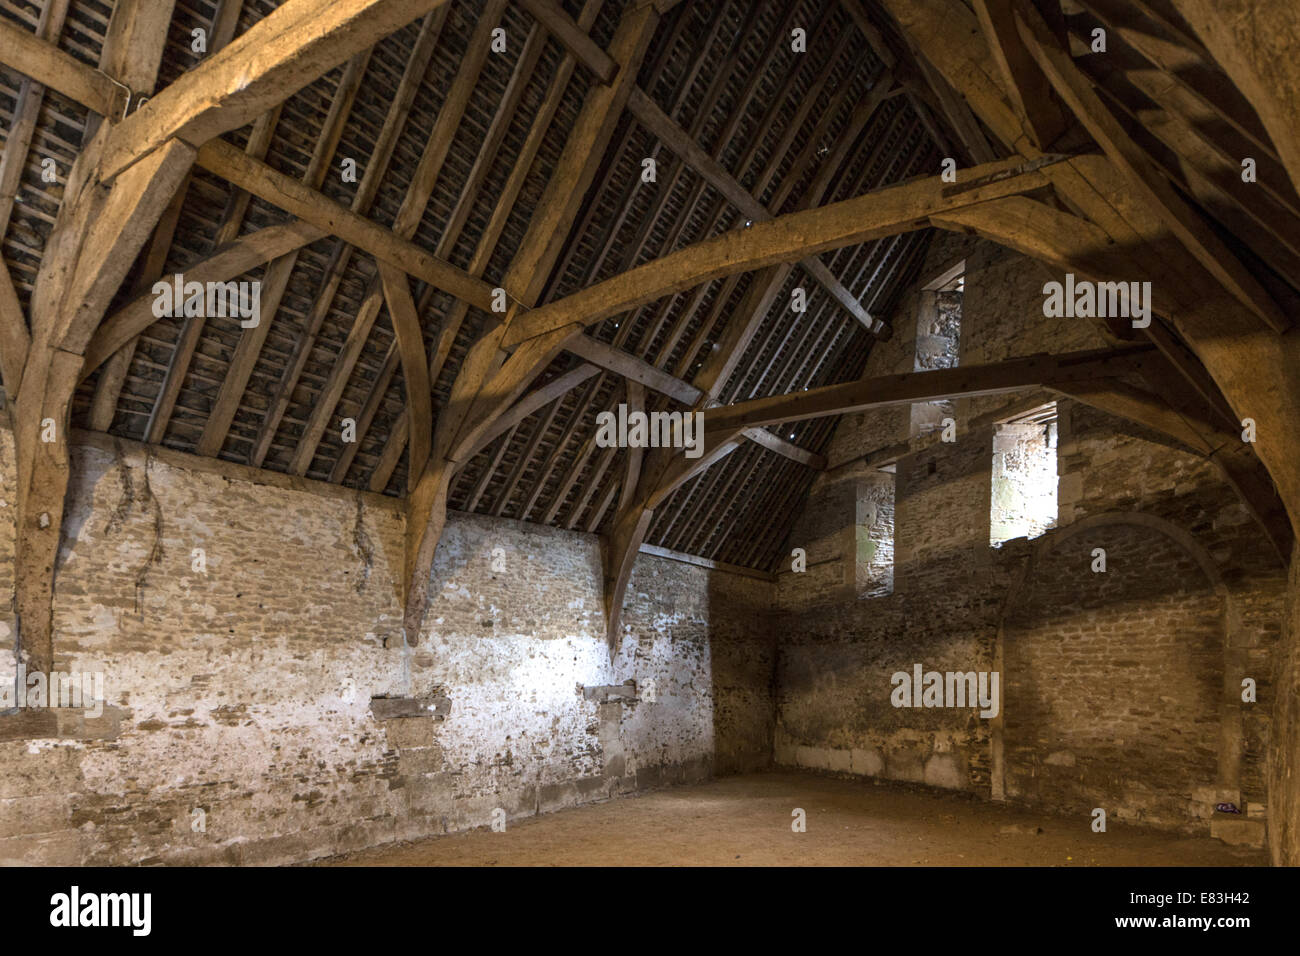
xmin=319 ymin=771 xmax=1265 ymax=866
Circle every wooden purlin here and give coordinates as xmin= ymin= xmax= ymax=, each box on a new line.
xmin=239 ymin=12 xmax=446 ymax=468
xmin=284 ymin=0 xmax=511 ymax=479
xmin=668 ymin=106 xmax=889 ymax=386
xmin=366 ymin=0 xmax=613 ymax=490
xmin=650 ymin=226 xmax=917 ymax=570
xmin=455 ymin=1 xmax=716 ymax=519
xmin=514 ymin=6 xmax=744 ymax=520
xmin=620 ymin=5 xmax=832 ymax=386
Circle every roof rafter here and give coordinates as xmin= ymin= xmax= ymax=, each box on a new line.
xmin=82 ymin=221 xmax=326 ymax=376
xmin=361 ymin=7 xmax=562 ymax=489
xmin=402 ymin=1 xmax=661 ymax=638
xmin=1167 ymin=0 xmax=1300 ymax=202
xmin=1010 ymin=0 xmax=1288 ymax=333
xmin=193 ymin=139 xmax=495 ymax=312
xmin=887 ymin=0 xmax=1300 ymax=543
xmin=285 ymin=0 xmax=513 ymax=480
xmin=3 ymin=0 xmax=455 ymax=686
xmin=96 ymin=0 xmax=455 ymax=180
xmin=172 ymin=48 xmax=367 ymax=452
xmin=971 ymin=0 xmax=1067 ymax=150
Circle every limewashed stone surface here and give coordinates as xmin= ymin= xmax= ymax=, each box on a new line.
xmin=0 ymin=429 xmax=774 ymax=864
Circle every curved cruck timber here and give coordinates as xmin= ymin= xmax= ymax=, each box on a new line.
xmin=1 ymin=0 xmax=1299 ymax=870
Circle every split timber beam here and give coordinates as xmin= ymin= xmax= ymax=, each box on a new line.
xmin=625 ymin=86 xmax=890 ymax=335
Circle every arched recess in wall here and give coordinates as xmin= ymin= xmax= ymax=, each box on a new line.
xmin=990 ymin=511 xmax=1244 ymax=830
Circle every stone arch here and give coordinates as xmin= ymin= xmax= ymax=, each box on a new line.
xmin=989 ymin=511 xmax=1241 ymax=830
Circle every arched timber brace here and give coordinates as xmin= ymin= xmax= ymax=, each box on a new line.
xmin=880 ymin=0 xmax=1300 ymax=535
xmin=0 ymin=0 xmax=1296 ymax=871
xmin=500 ymin=153 xmax=1067 ymax=349
xmin=400 ymin=2 xmax=661 ymax=638
xmin=0 ymin=0 xmax=454 ymax=678
xmin=881 ymin=0 xmax=1300 ymax=864
xmin=600 ymin=345 xmax=1156 ymax=646
xmin=559 ymin=151 xmax=1071 ymax=652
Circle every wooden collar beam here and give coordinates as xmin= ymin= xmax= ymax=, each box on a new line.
xmin=500 ymin=153 xmax=1063 ymax=350
xmin=882 ymin=0 xmax=1300 ymax=553
xmin=1 ymin=0 xmax=454 ymax=684
xmin=597 ymin=345 xmax=1155 ymax=652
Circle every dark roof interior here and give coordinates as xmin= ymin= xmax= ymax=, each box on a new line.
xmin=2 ymin=0 xmax=1294 ymax=571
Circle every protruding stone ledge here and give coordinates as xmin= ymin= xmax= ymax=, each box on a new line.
xmin=369 ymin=695 xmax=451 ymax=721
xmin=579 ymin=680 xmax=637 ymax=702
xmin=0 ymin=705 xmax=128 ymax=742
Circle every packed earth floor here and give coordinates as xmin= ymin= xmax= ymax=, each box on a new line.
xmin=319 ymin=772 xmax=1264 ymax=867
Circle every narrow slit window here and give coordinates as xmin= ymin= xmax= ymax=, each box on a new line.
xmin=990 ymin=403 xmax=1059 ymax=546
xmin=856 ymin=465 xmax=895 ymax=598
xmin=910 ymin=262 xmax=964 ymax=439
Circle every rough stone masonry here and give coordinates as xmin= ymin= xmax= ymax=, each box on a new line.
xmin=0 ymin=426 xmax=775 ymax=865
xmin=772 ymin=233 xmax=1284 ymax=842
xmin=0 ymin=231 xmax=1285 ymax=862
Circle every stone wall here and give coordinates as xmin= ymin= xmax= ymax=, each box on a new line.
xmin=1003 ymin=520 xmax=1223 ymax=824
xmin=772 ymin=234 xmax=1286 ymax=834
xmin=0 ymin=429 xmax=774 ymax=864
